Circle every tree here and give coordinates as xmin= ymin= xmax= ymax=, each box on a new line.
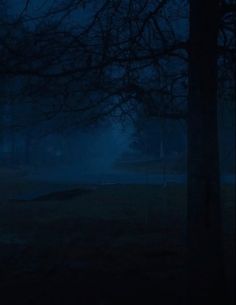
xmin=187 ymin=1 xmax=224 ymax=304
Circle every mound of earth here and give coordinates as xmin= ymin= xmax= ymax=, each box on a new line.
xmin=14 ymin=187 xmax=92 ymax=202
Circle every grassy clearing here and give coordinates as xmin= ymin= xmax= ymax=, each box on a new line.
xmin=0 ymin=178 xmax=234 ymax=305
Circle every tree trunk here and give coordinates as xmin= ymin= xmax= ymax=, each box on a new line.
xmin=24 ymin=132 xmax=32 ymax=165
xmin=11 ymin=128 xmax=17 ymax=165
xmin=187 ymin=1 xmax=225 ymax=304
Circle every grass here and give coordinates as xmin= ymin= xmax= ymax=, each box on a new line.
xmin=114 ymin=159 xmax=186 ymax=174
xmin=0 ymin=174 xmax=235 ymax=305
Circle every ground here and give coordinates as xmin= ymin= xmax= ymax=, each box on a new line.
xmin=0 ymin=168 xmax=235 ymax=305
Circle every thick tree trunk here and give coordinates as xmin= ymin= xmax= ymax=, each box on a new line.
xmin=187 ymin=1 xmax=225 ymax=304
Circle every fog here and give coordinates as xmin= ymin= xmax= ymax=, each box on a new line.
xmin=31 ymin=122 xmax=135 ymax=184
xmin=1 ymin=1 xmax=235 ymax=305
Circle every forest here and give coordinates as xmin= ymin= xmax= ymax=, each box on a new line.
xmin=0 ymin=1 xmax=235 ymax=305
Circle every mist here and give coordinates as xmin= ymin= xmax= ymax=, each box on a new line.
xmin=0 ymin=1 xmax=235 ymax=305
xmin=31 ymin=122 xmax=134 ymax=183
